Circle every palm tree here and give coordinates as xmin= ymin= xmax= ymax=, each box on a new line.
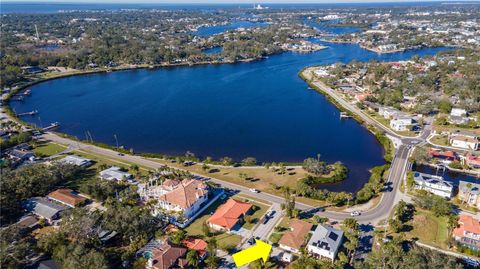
xmin=186 ymin=250 xmax=200 ymax=269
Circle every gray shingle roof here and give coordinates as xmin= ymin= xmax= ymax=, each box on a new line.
xmin=23 ymin=197 xmax=66 ymax=220
xmin=307 ymin=224 xmax=343 ymax=253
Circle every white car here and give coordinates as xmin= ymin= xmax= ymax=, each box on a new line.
xmin=249 ymin=188 xmax=260 ymax=193
xmin=350 ymin=211 xmax=361 ymax=216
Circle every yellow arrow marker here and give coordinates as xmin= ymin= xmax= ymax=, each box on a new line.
xmin=232 ymin=239 xmax=272 ymax=267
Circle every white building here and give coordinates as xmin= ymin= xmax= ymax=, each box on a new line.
xmin=450 ymin=108 xmax=467 ymax=117
xmin=390 ymin=116 xmax=415 ymax=131
xmin=138 ymin=178 xmax=209 ymax=219
xmin=378 ymin=107 xmax=401 ymax=119
xmin=100 ymin=166 xmax=133 ymax=181
xmin=306 ymin=224 xmax=344 ymax=261
xmin=449 ymin=133 xmax=479 ymax=150
xmin=59 ymin=155 xmax=92 ymax=167
xmin=314 ymin=68 xmax=330 ymax=77
xmin=413 ymin=172 xmax=454 ymax=198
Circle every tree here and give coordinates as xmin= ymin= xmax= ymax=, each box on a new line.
xmin=186 ymin=250 xmax=200 ymax=269
xmin=242 ymin=157 xmax=257 ymax=166
xmin=302 ymin=157 xmax=328 ymax=175
xmin=169 ymin=230 xmax=186 ymax=245
xmin=202 ymin=221 xmax=211 ymax=237
xmin=220 ymin=157 xmax=233 ymax=166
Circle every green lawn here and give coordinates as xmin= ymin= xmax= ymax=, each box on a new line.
xmin=33 ymin=142 xmax=68 ymax=157
xmin=268 ymin=232 xmax=283 ymax=244
xmin=238 ymin=199 xmax=269 ymax=230
xmin=407 ymin=209 xmax=449 ymax=248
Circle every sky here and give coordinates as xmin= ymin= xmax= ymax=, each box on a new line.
xmin=2 ymin=0 xmax=471 ymax=3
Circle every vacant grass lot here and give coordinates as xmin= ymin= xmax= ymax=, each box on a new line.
xmin=33 ymin=141 xmax=68 ymax=157
xmin=407 ymin=209 xmax=449 ymax=249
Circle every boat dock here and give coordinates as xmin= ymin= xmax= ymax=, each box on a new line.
xmin=17 ymin=110 xmax=38 ymax=116
xmin=43 ymin=122 xmax=60 ymax=131
xmin=340 ymin=112 xmax=351 ymax=119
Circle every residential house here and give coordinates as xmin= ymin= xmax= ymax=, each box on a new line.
xmin=464 ymin=154 xmax=480 ymax=169
xmin=138 ymin=178 xmax=210 ymax=220
xmin=144 ymin=240 xmax=187 ymax=269
xmin=449 ymin=133 xmax=479 ymax=150
xmin=7 ymin=149 xmax=35 ymax=167
xmin=306 ymin=224 xmax=344 ymax=261
xmin=278 ymin=219 xmax=313 ymax=254
xmin=390 ymin=116 xmax=415 ymax=132
xmin=448 ymin=107 xmax=469 ymax=125
xmin=47 ymin=188 xmax=87 ymax=208
xmin=413 ymin=172 xmax=454 ymax=198
xmin=182 ymin=238 xmax=208 ymax=259
xmin=100 ymin=166 xmax=133 ymax=181
xmin=207 ymin=198 xmax=252 ymax=232
xmin=453 ymin=214 xmax=480 ymax=250
xmin=59 ymin=155 xmax=92 ymax=167
xmin=16 ymin=215 xmax=39 ymax=231
xmin=23 ymin=197 xmax=66 ymax=224
xmin=378 ymin=107 xmax=401 ymax=119
xmin=458 ymin=181 xmax=480 ymax=208
xmin=429 ymin=149 xmax=458 ymax=164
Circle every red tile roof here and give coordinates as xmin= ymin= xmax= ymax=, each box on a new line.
xmin=207 ymin=198 xmax=252 ymax=231
xmin=429 ymin=149 xmax=458 ymax=161
xmin=150 ymin=242 xmax=187 ymax=269
xmin=453 ymin=214 xmax=480 ymax=238
xmin=159 ymin=179 xmax=208 ymax=210
xmin=278 ymin=219 xmax=313 ymax=251
xmin=47 ymin=188 xmax=86 ymax=207
xmin=182 ymin=238 xmax=207 ymax=257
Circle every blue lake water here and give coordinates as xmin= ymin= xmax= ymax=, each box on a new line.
xmin=415 ymin=165 xmax=480 ymax=186
xmin=202 ymin=46 xmax=223 ymax=54
xmin=11 ymin=41 xmax=452 ymax=192
xmin=193 ymin=20 xmax=268 ymax=36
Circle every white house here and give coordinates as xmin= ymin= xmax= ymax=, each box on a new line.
xmin=307 ymin=224 xmax=344 ymax=261
xmin=450 ymin=108 xmax=467 ymax=117
xmin=449 ymin=133 xmax=479 ymax=150
xmin=390 ymin=116 xmax=415 ymax=131
xmin=314 ymin=68 xmax=330 ymax=77
xmin=100 ymin=166 xmax=133 ymax=181
xmin=413 ymin=172 xmax=454 ymax=198
xmin=378 ymin=107 xmax=401 ymax=119
xmin=59 ymin=155 xmax=92 ymax=167
xmin=138 ymin=178 xmax=209 ymax=219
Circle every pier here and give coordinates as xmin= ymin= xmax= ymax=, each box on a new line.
xmin=17 ymin=110 xmax=38 ymax=116
xmin=43 ymin=122 xmax=60 ymax=131
xmin=340 ymin=112 xmax=351 ymax=119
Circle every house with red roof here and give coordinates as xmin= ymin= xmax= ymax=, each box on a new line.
xmin=47 ymin=188 xmax=87 ymax=208
xmin=182 ymin=238 xmax=207 ymax=259
xmin=453 ymin=214 xmax=480 ymax=250
xmin=429 ymin=149 xmax=458 ymax=164
xmin=464 ymin=154 xmax=480 ymax=169
xmin=278 ymin=219 xmax=313 ymax=254
xmin=207 ymin=198 xmax=252 ymax=232
xmin=145 ymin=241 xmax=187 ymax=269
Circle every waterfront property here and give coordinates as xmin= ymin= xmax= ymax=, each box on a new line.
xmin=306 ymin=224 xmax=344 ymax=261
xmin=458 ymin=181 xmax=480 ymax=208
xmin=207 ymin=198 xmax=252 ymax=232
xmin=278 ymin=219 xmax=313 ymax=254
xmin=99 ymin=166 xmax=133 ymax=181
xmin=464 ymin=154 xmax=480 ymax=169
xmin=11 ymin=42 xmax=450 ymax=192
xmin=453 ymin=214 xmax=480 ymax=251
xmin=429 ymin=149 xmax=458 ymax=164
xmin=138 ymin=178 xmax=210 ymax=220
xmin=413 ymin=172 xmax=454 ymax=198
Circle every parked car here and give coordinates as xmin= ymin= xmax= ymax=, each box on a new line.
xmin=249 ymin=188 xmax=260 ymax=193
